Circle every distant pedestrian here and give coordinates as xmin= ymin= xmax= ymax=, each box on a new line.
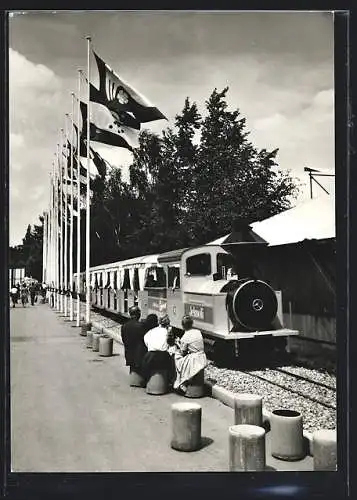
xmin=29 ymin=282 xmax=37 ymax=306
xmin=10 ymin=286 xmax=18 ymax=308
xmin=49 ymin=287 xmax=54 ymax=308
xmin=20 ymin=284 xmax=28 ymax=307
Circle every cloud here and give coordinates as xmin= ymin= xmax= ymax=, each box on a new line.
xmin=8 ymin=12 xmax=335 ymax=245
xmin=9 ymin=48 xmax=66 ymax=244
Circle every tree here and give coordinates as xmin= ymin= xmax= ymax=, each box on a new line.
xmin=12 ymin=218 xmax=44 ymax=280
xmin=186 ymin=87 xmax=298 ymax=244
xmin=35 ymin=87 xmax=299 ymax=269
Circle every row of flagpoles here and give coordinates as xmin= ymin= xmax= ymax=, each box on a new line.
xmin=41 ymin=36 xmax=166 ymax=327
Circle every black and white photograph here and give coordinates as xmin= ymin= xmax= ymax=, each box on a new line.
xmin=8 ymin=10 xmax=339 ymax=475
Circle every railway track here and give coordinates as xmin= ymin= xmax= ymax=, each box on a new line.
xmin=239 ymin=368 xmax=336 ymax=410
xmin=273 ymin=367 xmax=336 ymax=391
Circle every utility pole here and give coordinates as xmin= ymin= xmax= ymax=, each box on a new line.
xmin=304 ymin=167 xmax=335 ymax=199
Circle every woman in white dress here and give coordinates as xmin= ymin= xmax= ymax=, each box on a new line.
xmin=173 ymin=315 xmax=208 ymax=393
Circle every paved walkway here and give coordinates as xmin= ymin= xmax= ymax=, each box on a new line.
xmin=10 ymin=302 xmax=313 ymax=472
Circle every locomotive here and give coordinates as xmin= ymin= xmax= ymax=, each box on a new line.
xmin=74 ymin=233 xmax=298 ymax=360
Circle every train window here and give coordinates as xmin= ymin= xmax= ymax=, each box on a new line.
xmin=217 ymin=253 xmax=237 ymax=279
xmin=186 ymin=253 xmax=211 ymax=276
xmin=168 ymin=267 xmax=180 ymax=288
xmin=144 ymin=267 xmax=167 ymax=288
xmin=122 ymin=269 xmax=131 ymax=290
xmin=133 ymin=268 xmax=140 ymax=291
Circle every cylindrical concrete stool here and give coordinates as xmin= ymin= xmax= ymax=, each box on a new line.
xmin=270 ymin=409 xmax=304 ymax=461
xmin=86 ymin=330 xmax=93 ymax=349
xmin=99 ymin=335 xmax=113 ymax=357
xmin=171 ymin=402 xmax=202 ymax=452
xmin=312 ymin=429 xmax=337 ymax=471
xmin=129 ymin=368 xmax=145 ymax=388
xmin=185 ymin=370 xmax=205 ymax=399
xmin=229 ymin=424 xmax=266 ymax=471
xmin=146 ymin=370 xmax=168 ymax=395
xmin=91 ymin=332 xmax=102 ymax=352
xmin=234 ymin=393 xmax=263 ymax=426
xmin=80 ymin=322 xmax=91 ymax=337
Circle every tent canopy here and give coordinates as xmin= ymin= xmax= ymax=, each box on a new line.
xmin=208 ymin=195 xmax=335 ymax=248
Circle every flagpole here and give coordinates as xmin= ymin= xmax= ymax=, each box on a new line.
xmin=55 ymin=150 xmax=60 ymax=311
xmin=85 ymin=35 xmax=91 ymax=329
xmin=47 ymin=175 xmax=51 ymax=292
xmin=45 ymin=210 xmax=49 ymax=283
xmin=42 ymin=210 xmax=46 ymax=284
xmin=45 ymin=210 xmax=48 ymax=285
xmin=76 ymin=70 xmax=82 ymax=327
xmin=69 ymin=94 xmax=75 ymax=321
xmin=64 ymin=117 xmax=69 ymax=317
xmin=49 ymin=168 xmax=54 ymax=299
xmin=59 ymin=133 xmax=64 ymax=313
xmin=53 ymin=159 xmax=59 ymax=310
xmin=48 ymin=173 xmax=52 ymax=296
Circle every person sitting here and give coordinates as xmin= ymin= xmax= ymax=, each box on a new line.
xmin=121 ymin=306 xmax=146 ymax=376
xmin=173 ymin=315 xmax=208 ymax=394
xmin=141 ymin=314 xmax=173 ymax=383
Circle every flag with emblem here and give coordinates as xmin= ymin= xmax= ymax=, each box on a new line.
xmin=80 ymin=101 xmax=137 ymax=151
xmin=92 ymin=51 xmax=166 ymax=125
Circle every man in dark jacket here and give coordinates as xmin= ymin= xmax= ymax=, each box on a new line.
xmin=29 ymin=282 xmax=37 ymax=306
xmin=121 ymin=306 xmax=146 ymax=374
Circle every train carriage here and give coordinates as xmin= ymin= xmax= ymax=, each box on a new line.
xmin=75 ymin=233 xmax=298 ymax=359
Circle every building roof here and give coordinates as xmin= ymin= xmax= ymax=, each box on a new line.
xmin=209 ymin=195 xmax=335 ymax=248
xmin=252 ymin=195 xmax=335 ymax=246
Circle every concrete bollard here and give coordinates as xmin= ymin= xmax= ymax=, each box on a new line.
xmin=99 ymin=335 xmax=113 ymax=357
xmin=146 ymin=370 xmax=169 ymax=395
xmin=312 ymin=429 xmax=337 ymax=471
xmin=129 ymin=369 xmax=146 ymax=388
xmin=185 ymin=370 xmax=205 ymax=399
xmin=229 ymin=424 xmax=266 ymax=471
xmin=86 ymin=330 xmax=93 ymax=349
xmin=91 ymin=332 xmax=102 ymax=352
xmin=234 ymin=393 xmax=263 ymax=426
xmin=270 ymin=409 xmax=305 ymax=461
xmin=80 ymin=322 xmax=91 ymax=337
xmin=171 ymin=402 xmax=202 ymax=452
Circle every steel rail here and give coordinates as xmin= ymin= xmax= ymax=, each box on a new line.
xmin=240 ymin=370 xmax=336 ymax=411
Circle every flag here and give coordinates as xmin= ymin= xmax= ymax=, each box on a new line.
xmin=66 ymin=154 xmax=88 ymax=179
xmin=90 ymin=81 xmax=141 ymax=130
xmin=90 ymin=147 xmax=107 ymax=179
xmin=80 ymin=101 xmax=136 ymax=152
xmin=72 ymin=126 xmax=88 ymax=157
xmin=92 ymin=51 xmax=166 ymax=124
xmin=74 ymin=122 xmax=108 ymax=179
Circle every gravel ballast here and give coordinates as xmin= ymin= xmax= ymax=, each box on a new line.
xmin=205 ymin=364 xmax=336 ymax=434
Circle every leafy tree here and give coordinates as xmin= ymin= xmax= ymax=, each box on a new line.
xmin=186 ymin=87 xmax=298 ymax=244
xmin=11 ymin=219 xmax=44 ymax=280
xmin=30 ymin=87 xmax=299 ymax=270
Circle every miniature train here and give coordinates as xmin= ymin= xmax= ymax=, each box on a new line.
xmin=74 ymin=242 xmax=299 ymax=360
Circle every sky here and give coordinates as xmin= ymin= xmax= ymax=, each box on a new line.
xmin=8 ymin=10 xmax=335 ymax=246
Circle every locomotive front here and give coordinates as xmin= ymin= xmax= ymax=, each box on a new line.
xmin=223 ymin=278 xmax=278 ymax=332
